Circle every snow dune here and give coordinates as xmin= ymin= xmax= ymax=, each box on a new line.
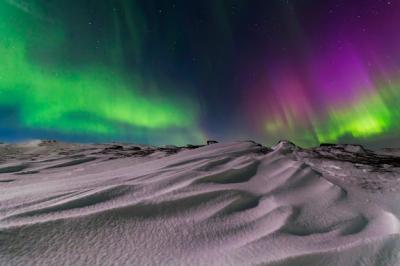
xmin=0 ymin=140 xmax=399 ymax=265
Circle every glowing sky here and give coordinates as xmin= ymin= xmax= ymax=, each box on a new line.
xmin=0 ymin=0 xmax=203 ymax=145
xmin=243 ymin=0 xmax=400 ymax=147
xmin=1 ymin=0 xmax=400 ymax=147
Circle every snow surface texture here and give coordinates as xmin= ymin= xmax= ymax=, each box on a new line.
xmin=0 ymin=140 xmax=400 ymax=265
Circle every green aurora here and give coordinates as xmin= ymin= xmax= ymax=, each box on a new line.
xmin=0 ymin=1 xmax=204 ymax=144
xmin=264 ymin=80 xmax=400 ymax=147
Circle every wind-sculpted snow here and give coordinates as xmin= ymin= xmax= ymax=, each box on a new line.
xmin=0 ymin=140 xmax=399 ymax=265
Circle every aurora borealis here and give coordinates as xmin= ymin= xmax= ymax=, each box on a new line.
xmin=0 ymin=0 xmax=203 ymax=145
xmin=244 ymin=0 xmax=400 ymax=147
xmin=1 ymin=0 xmax=400 ymax=147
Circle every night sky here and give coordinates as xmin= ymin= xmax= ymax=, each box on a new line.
xmin=1 ymin=0 xmax=400 ymax=147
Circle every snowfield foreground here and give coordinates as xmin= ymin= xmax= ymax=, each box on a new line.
xmin=0 ymin=140 xmax=400 ymax=265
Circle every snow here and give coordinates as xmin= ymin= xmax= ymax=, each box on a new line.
xmin=0 ymin=140 xmax=399 ymax=265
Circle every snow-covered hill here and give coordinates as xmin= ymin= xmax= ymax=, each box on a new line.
xmin=0 ymin=140 xmax=399 ymax=265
